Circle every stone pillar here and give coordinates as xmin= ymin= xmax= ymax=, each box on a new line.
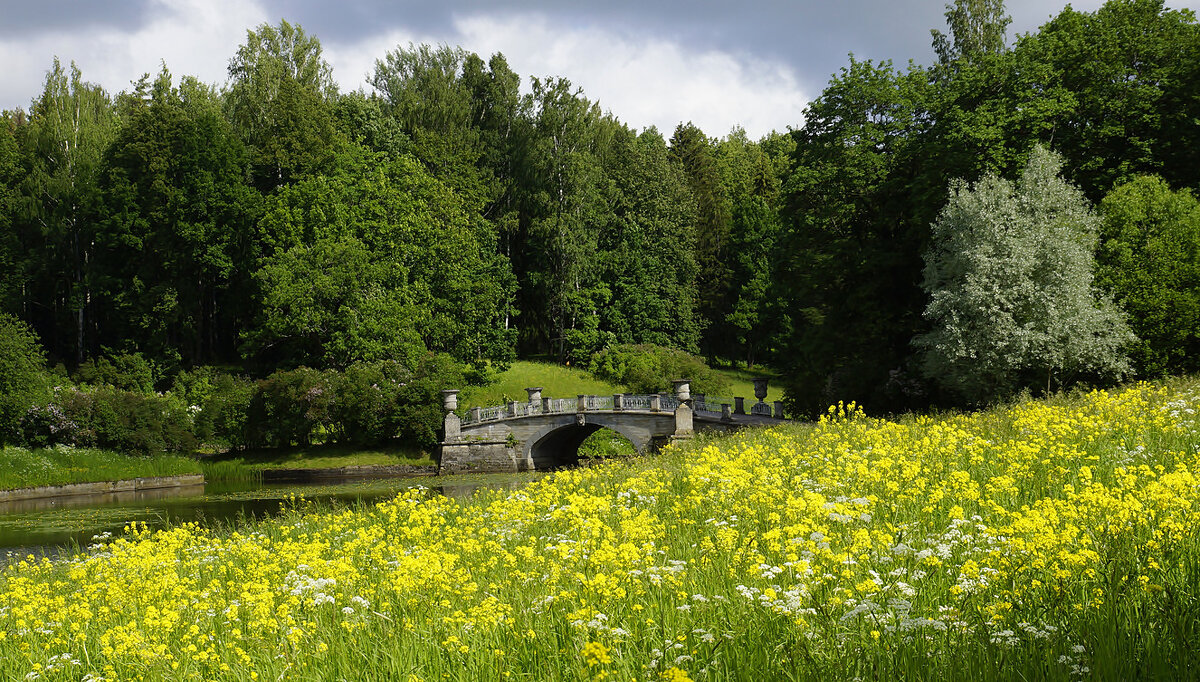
xmin=443 ymin=412 xmax=461 ymax=440
xmin=674 ymin=401 xmax=694 ymax=435
xmin=470 ymin=406 xmax=481 ymax=422
xmin=542 ymin=396 xmax=552 ymax=413
xmin=722 ymin=404 xmax=732 ymax=422
xmin=734 ymin=396 xmax=746 ymax=415
xmin=506 ymin=400 xmax=518 ymax=418
xmin=614 ymin=393 xmax=625 ymax=411
xmin=650 ymin=394 xmax=661 ymax=412
xmin=577 ymin=394 xmax=587 ymax=412
xmin=526 ymin=387 xmax=543 ymax=405
xmin=774 ymin=401 xmax=786 ymax=420
xmin=673 ymin=379 xmax=691 ymax=402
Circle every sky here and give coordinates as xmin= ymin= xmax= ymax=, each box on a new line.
xmin=1 ymin=0 xmax=1197 ymax=139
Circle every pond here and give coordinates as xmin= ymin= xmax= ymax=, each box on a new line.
xmin=0 ymin=472 xmax=542 ymax=565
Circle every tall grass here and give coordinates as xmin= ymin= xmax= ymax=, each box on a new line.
xmin=0 ymin=446 xmax=201 ymax=491
xmin=205 ymin=444 xmax=436 ymax=471
xmin=198 ymin=459 xmax=263 ymax=484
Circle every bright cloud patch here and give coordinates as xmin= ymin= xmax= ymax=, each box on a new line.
xmin=448 ymin=14 xmax=807 ymax=138
xmin=0 ymin=0 xmax=268 ymax=108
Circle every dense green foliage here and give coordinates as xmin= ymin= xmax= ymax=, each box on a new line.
xmin=2 ymin=0 xmax=1200 ymax=427
xmin=0 ymin=314 xmax=49 ymax=445
xmin=1097 ymin=176 xmax=1200 ymax=376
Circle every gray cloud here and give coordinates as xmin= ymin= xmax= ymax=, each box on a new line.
xmin=255 ymin=0 xmax=1147 ymax=93
xmin=0 ymin=0 xmax=156 ymax=38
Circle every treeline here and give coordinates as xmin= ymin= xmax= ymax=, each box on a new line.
xmin=0 ymin=23 xmax=787 ymax=383
xmin=3 ymin=0 xmax=1200 ymax=426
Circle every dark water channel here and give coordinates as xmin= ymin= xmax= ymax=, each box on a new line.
xmin=0 ymin=473 xmax=539 ymax=565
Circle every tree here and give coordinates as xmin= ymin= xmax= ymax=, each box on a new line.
xmin=931 ymin=0 xmax=1012 ymax=68
xmin=225 ymin=20 xmax=342 ymax=191
xmin=370 ymin=44 xmax=490 ymax=210
xmin=670 ymin=122 xmax=732 ymax=360
xmin=1097 ymin=175 xmax=1200 ymax=376
xmin=255 ymin=147 xmax=517 ymax=365
xmin=0 ymin=313 xmax=49 ymax=445
xmin=517 ymin=77 xmax=610 ymax=358
xmin=94 ymin=68 xmax=257 ymax=366
xmin=776 ymin=57 xmax=934 ymax=414
xmin=716 ymin=129 xmax=791 ymax=368
xmin=16 ymin=60 xmax=118 ymax=364
xmin=599 ymin=126 xmax=700 ymax=354
xmin=1015 ymin=0 xmax=1200 ymax=200
xmin=241 ymin=237 xmax=427 ymax=370
xmin=0 ymin=113 xmax=23 ymax=314
xmin=916 ymin=145 xmax=1133 ymax=404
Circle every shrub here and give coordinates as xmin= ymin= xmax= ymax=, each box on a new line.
xmin=588 ymin=344 xmax=729 ymax=396
xmin=331 ymin=361 xmax=411 ymax=447
xmin=248 ymin=368 xmax=338 ymax=448
xmin=90 ymin=387 xmax=195 ymax=455
xmin=0 ymin=314 xmax=50 ymax=446
xmin=195 ymin=373 xmax=255 ymax=451
xmin=18 ymin=403 xmax=79 ymax=448
xmin=394 ymin=353 xmax=467 ymax=448
xmin=48 ymin=386 xmax=195 ymax=455
xmin=75 ymin=352 xmax=157 ymax=393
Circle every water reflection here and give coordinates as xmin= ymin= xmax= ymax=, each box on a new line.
xmin=0 ymin=472 xmax=540 ymax=565
xmin=0 ymin=484 xmax=207 ymax=515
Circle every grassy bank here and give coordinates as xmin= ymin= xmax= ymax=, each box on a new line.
xmin=713 ymin=365 xmax=783 ymax=403
xmin=462 ymin=360 xmax=626 ymax=406
xmin=9 ymin=381 xmax=1198 ymax=679
xmin=0 ymin=446 xmax=202 ymax=491
xmin=462 ymin=360 xmax=782 ymax=406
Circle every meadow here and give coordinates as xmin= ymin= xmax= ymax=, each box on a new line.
xmin=3 ymin=380 xmax=1198 ymax=680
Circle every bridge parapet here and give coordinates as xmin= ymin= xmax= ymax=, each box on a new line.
xmin=461 ymin=393 xmax=694 ymax=426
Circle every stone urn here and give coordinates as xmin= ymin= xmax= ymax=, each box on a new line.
xmin=673 ymin=379 xmax=691 ymax=402
xmin=752 ymin=378 xmax=769 ymax=403
xmin=441 ymin=389 xmax=459 ymax=413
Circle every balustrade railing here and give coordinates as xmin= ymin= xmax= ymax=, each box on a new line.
xmin=623 ymin=394 xmax=653 ymax=410
xmin=547 ymin=398 xmax=575 ymax=414
xmin=460 ymin=392 xmax=778 ymax=425
xmin=586 ymin=395 xmax=614 ymax=410
xmin=694 ymin=396 xmax=734 ymax=413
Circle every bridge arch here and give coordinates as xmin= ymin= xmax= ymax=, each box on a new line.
xmin=523 ymin=414 xmax=655 ymax=470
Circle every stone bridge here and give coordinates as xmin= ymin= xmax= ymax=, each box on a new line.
xmin=438 ymin=379 xmax=786 ymax=473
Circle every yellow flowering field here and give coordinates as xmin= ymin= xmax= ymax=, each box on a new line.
xmin=3 ymin=382 xmax=1200 ymax=681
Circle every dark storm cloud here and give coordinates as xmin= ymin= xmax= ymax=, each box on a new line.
xmin=0 ymin=0 xmax=157 ymax=38
xmin=251 ymin=0 xmax=1083 ymax=93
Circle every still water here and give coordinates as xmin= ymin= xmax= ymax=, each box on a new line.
xmin=0 ymin=473 xmax=540 ymax=564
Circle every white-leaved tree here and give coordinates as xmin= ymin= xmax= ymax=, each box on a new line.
xmin=915 ymin=145 xmax=1134 ymax=404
